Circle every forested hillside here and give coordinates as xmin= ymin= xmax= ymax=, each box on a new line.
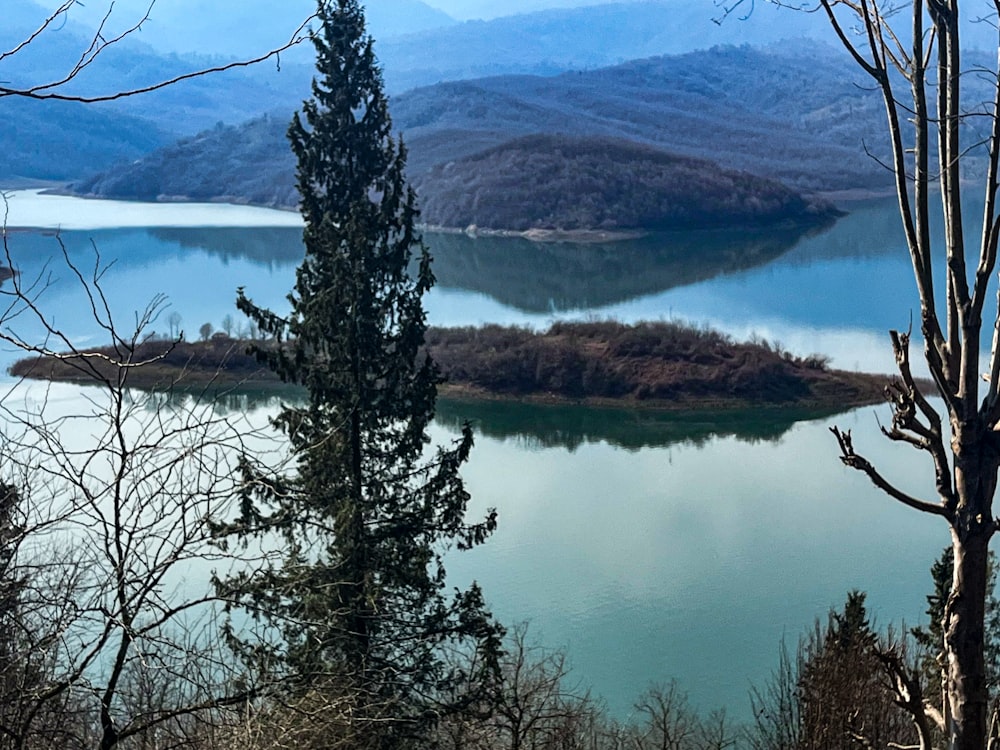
xmin=396 ymin=44 xmax=896 ymax=191
xmin=9 ymin=1 xmax=1000 ymax=185
xmin=74 ymin=115 xmax=298 ymax=204
xmin=74 ymin=44 xmax=901 ymax=216
xmin=0 ymin=98 xmax=170 ymax=181
xmin=413 ymin=134 xmax=838 ymax=231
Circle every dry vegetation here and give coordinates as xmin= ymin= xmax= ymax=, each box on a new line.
xmin=9 ymin=321 xmax=889 ymax=410
xmin=412 ymin=134 xmax=840 ymax=232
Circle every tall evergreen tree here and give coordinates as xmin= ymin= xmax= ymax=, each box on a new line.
xmin=790 ymin=592 xmax=914 ymax=750
xmin=217 ymin=1 xmax=501 ymax=745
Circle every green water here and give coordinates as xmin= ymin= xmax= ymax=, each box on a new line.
xmin=0 ymin=193 xmax=952 ymax=721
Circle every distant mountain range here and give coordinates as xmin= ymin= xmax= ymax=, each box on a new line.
xmin=376 ymin=1 xmax=835 ymax=91
xmin=74 ymin=44 xmax=901 ymax=216
xmin=33 ymin=0 xmax=457 ymax=60
xmin=10 ymin=0 xmax=999 ymax=225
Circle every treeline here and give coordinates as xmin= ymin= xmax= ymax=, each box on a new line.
xmin=412 ymin=134 xmax=839 ymax=231
xmin=10 ymin=320 xmax=887 ymax=409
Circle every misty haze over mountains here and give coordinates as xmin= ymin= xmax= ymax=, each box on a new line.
xmin=10 ymin=0 xmax=1000 ymax=225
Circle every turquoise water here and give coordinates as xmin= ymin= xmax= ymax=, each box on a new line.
xmin=0 ymin=194 xmax=953 ymax=719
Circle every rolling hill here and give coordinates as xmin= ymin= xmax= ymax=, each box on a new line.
xmin=74 ymin=44 xmax=900 ymax=210
xmin=32 ymin=0 xmax=456 ymax=60
xmin=10 ymin=0 xmax=997 ymax=185
xmin=411 ymin=134 xmax=838 ymax=231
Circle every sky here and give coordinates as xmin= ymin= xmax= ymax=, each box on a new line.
xmin=423 ymin=0 xmax=613 ymax=20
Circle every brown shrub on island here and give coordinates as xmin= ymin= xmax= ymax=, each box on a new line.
xmin=9 ymin=320 xmax=888 ymax=411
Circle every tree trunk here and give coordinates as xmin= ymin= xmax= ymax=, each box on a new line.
xmin=947 ymin=429 xmax=998 ymax=750
xmin=948 ymin=530 xmax=989 ymax=750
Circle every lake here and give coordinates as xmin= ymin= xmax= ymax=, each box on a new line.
xmin=0 ymin=189 xmax=954 ymax=721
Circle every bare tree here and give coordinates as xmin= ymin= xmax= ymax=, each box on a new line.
xmin=431 ymin=623 xmax=598 ymax=750
xmin=168 ymin=310 xmax=183 ymax=339
xmin=716 ymin=1 xmax=1000 ymax=747
xmin=0 ymin=3 xmax=329 ymax=748
xmin=0 ymin=218 xmax=288 ymax=748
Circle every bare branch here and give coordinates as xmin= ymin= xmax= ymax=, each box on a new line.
xmin=830 ymin=426 xmax=953 ymax=517
xmin=0 ymin=3 xmax=318 ymax=104
xmin=875 ymin=646 xmax=935 ymax=750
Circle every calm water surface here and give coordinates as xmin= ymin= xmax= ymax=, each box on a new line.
xmin=0 ymin=191 xmax=956 ymax=719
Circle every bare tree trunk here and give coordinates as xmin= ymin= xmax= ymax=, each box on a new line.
xmin=949 ymin=521 xmax=993 ymax=750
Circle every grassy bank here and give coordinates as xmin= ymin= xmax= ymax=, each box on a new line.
xmin=9 ymin=321 xmax=891 ymax=411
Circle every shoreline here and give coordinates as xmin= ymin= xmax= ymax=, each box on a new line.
xmin=20 ymin=187 xmax=842 ymax=244
xmin=435 ymin=381 xmax=889 ymax=413
xmin=3 ymin=369 xmax=891 ymax=414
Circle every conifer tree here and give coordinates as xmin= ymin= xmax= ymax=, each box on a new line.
xmin=218 ymin=1 xmax=501 ymax=744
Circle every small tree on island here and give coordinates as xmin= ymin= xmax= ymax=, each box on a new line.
xmin=216 ymin=1 xmax=502 ymax=746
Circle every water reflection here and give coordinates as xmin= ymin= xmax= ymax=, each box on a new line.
xmin=0 ymin=194 xmax=958 ymax=724
xmin=435 ymin=397 xmax=860 ymax=452
xmin=151 ymin=226 xmax=304 ymax=267
xmin=441 ymin=403 xmax=947 ymax=719
xmin=149 ymin=221 xmax=831 ymax=314
xmin=426 ymin=222 xmax=829 ymax=312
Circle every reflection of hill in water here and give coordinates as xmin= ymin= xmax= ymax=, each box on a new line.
xmin=4 ymin=227 xmax=305 ymax=274
xmin=774 ymin=197 xmax=908 ymax=266
xmin=146 ymin=222 xmax=829 ymax=313
xmin=424 ymin=222 xmax=827 ymax=313
xmin=151 ymin=227 xmax=304 ymax=267
xmin=435 ymin=397 xmax=852 ymax=452
xmin=150 ymin=388 xmax=847 ymax=452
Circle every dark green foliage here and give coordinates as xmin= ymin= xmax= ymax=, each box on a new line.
xmin=412 ymin=134 xmax=839 ymax=232
xmin=911 ymin=547 xmax=1000 ymax=701
xmin=0 ymin=484 xmax=27 ymax=719
xmin=215 ymin=1 xmax=501 ymax=745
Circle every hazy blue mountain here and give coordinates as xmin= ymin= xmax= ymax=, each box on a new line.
xmin=0 ymin=98 xmax=170 ymax=181
xmin=33 ymin=0 xmax=456 ymax=59
xmin=3 ymin=0 xmax=313 ymax=125
xmin=378 ymin=1 xmax=828 ymax=90
xmin=10 ymin=0 xmax=996 ymax=184
xmin=377 ymin=0 xmax=1000 ymax=91
xmin=73 ymin=45 xmax=902 ymax=207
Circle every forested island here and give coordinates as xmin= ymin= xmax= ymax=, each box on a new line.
xmin=9 ymin=321 xmax=889 ymax=410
